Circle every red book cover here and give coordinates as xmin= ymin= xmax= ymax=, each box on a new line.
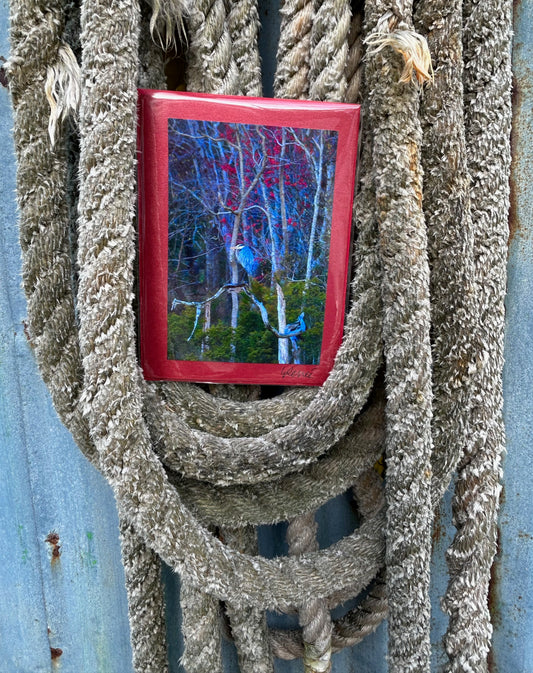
xmin=137 ymin=89 xmax=360 ymax=386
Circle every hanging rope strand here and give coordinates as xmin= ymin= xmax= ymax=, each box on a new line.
xmin=364 ymin=2 xmax=434 ymax=671
xmin=225 ymin=0 xmax=263 ymax=96
xmin=274 ymin=0 xmax=314 ymax=98
xmin=441 ymin=1 xmax=512 ymax=670
xmin=222 ymin=526 xmax=274 ymax=673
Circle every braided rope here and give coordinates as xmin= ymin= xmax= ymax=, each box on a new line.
xmin=364 ymin=2 xmax=434 ymax=670
xmin=441 ymin=1 xmax=512 ymax=670
xmin=274 ymin=0 xmax=313 ymax=98
xmin=7 ymin=0 xmax=512 ymax=670
xmin=222 ymin=527 xmax=274 ymax=673
xmin=287 ymin=513 xmax=333 ymax=673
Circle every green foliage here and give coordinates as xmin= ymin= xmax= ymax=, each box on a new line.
xmin=282 ymin=280 xmax=326 ymax=364
xmin=234 ymin=297 xmax=278 ymax=363
xmin=168 ymin=308 xmax=195 ymax=360
xmin=200 ymin=323 xmax=234 ymax=361
xmin=167 ymin=279 xmax=327 ymax=365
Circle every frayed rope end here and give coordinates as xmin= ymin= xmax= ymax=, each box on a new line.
xmin=365 ymin=29 xmax=433 ymax=85
xmin=45 ymin=43 xmax=81 ymax=148
xmin=148 ymin=0 xmax=192 ymax=51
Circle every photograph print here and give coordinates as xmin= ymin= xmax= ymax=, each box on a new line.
xmin=167 ymin=119 xmax=338 ymax=368
xmin=137 ymin=89 xmax=360 ymax=385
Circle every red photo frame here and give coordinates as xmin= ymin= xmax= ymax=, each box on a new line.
xmin=137 ymin=89 xmax=360 ymax=386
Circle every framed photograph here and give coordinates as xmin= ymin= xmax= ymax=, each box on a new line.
xmin=137 ymin=89 xmax=360 ymax=386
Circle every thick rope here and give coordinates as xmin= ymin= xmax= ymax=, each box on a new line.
xmin=186 ymin=0 xmax=240 ymax=94
xmin=8 ymin=0 xmax=93 ymax=462
xmin=165 ymin=385 xmax=385 ymax=527
xmin=180 ymin=575 xmax=224 ymax=673
xmin=287 ymin=513 xmax=333 ymax=673
xmin=441 ymin=1 xmax=512 ymax=670
xmin=414 ymin=0 xmax=477 ymax=506
xmin=345 ymin=9 xmax=363 ymax=103
xmin=274 ymin=0 xmax=313 ymax=99
xmin=308 ymin=0 xmax=350 ymax=102
xmin=364 ymin=2 xmax=434 ymax=671
xmin=73 ymin=0 xmax=385 ymax=619
xmin=222 ymin=527 xmax=274 ymax=673
xmin=120 ymin=515 xmax=169 ymax=673
xmin=226 ymin=0 xmax=262 ymax=96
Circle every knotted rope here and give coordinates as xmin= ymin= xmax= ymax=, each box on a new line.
xmin=7 ymin=0 xmax=512 ymax=671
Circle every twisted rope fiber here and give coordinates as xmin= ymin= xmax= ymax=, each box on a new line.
xmin=225 ymin=0 xmax=262 ymax=96
xmin=141 ymin=3 xmax=378 ymax=478
xmin=414 ymin=0 xmax=478 ymax=508
xmin=307 ymin=0 xmax=350 ymax=102
xmin=6 ymin=0 xmax=396 ymax=660
xmin=441 ymin=0 xmax=512 ymax=670
xmin=79 ymin=0 xmax=381 ymax=606
xmin=7 ymin=0 xmax=512 ymax=670
xmin=8 ymin=0 xmax=384 ymax=660
xmin=221 ymin=526 xmax=274 ymax=673
xmin=5 ymin=0 xmax=370 ymax=668
xmin=287 ymin=512 xmax=333 ymax=673
xmin=179 ymin=552 xmax=224 ymax=673
xmin=363 ymin=2 xmax=434 ymax=670
xmin=9 ymin=4 xmax=169 ymax=672
xmin=144 ymin=2 xmax=384 ymax=491
xmin=165 ymin=385 xmax=385 ymax=527
xmin=273 ymin=497 xmax=387 ymax=662
xmin=186 ymin=0 xmax=240 ymax=94
xmin=71 ymin=0 xmax=386 ymax=632
xmin=120 ymin=515 xmax=170 ymax=673
xmin=274 ymin=0 xmax=314 ymax=99
xmin=172 ymin=5 xmax=262 ymax=667
xmin=280 ymin=2 xmax=351 ymax=667
xmin=345 ymin=9 xmax=363 ymax=103
xmin=8 ymin=0 xmax=93 ymax=460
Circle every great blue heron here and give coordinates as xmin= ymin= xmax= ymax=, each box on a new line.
xmin=231 ymin=243 xmax=260 ymax=279
xmin=283 ymin=312 xmax=306 ymax=336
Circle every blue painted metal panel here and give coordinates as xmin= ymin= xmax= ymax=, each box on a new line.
xmin=493 ymin=1 xmax=533 ymax=670
xmin=0 ymin=7 xmax=135 ymax=671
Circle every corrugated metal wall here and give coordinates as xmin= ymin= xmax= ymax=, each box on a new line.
xmin=0 ymin=2 xmax=531 ymax=671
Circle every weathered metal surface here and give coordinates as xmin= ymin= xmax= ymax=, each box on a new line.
xmin=0 ymin=7 xmax=134 ymax=672
xmin=491 ymin=1 xmax=533 ymax=671
xmin=0 ymin=0 xmax=531 ymax=671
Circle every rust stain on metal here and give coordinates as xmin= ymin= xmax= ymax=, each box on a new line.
xmin=45 ymin=532 xmax=61 ymax=563
xmin=22 ymin=319 xmax=35 ymax=348
xmin=50 ymin=647 xmax=63 ymax=660
xmin=0 ymin=56 xmax=8 ymax=88
xmin=432 ymin=502 xmax=442 ymax=546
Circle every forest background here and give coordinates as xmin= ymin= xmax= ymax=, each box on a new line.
xmin=167 ymin=119 xmax=338 ymax=365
